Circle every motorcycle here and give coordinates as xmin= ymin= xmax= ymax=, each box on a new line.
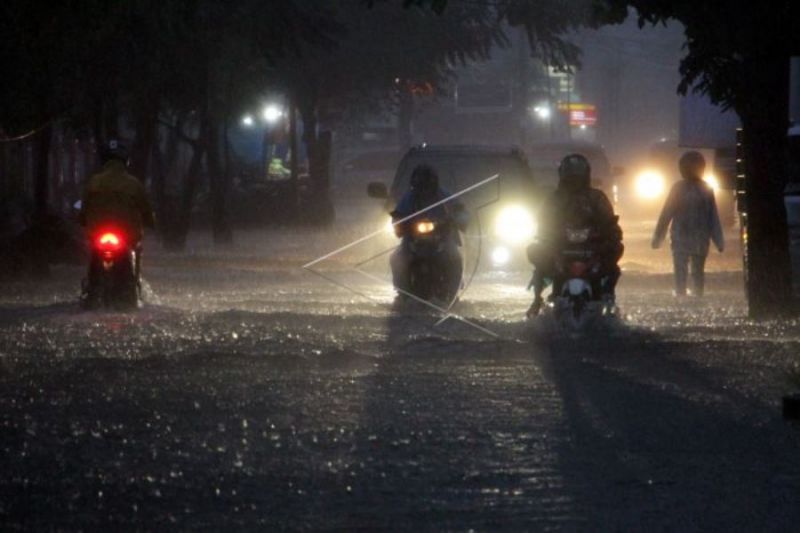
xmin=403 ymin=218 xmax=460 ymax=304
xmin=81 ymin=228 xmax=140 ymax=310
xmin=545 ymin=227 xmax=616 ymax=331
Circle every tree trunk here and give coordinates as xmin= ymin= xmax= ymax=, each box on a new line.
xmin=175 ymin=140 xmax=205 ymax=250
xmin=288 ymin=99 xmax=299 ymax=213
xmin=33 ymin=125 xmax=51 ymax=221
xmin=151 ymin=139 xmax=166 ymax=224
xmin=300 ymin=101 xmax=319 ymax=188
xmin=206 ymin=118 xmax=232 ymax=245
xmin=299 ymin=100 xmax=332 ymax=196
xmin=130 ymin=101 xmax=158 ymax=185
xmin=161 ymin=118 xmax=207 ymax=251
xmin=738 ymin=56 xmax=794 ymax=317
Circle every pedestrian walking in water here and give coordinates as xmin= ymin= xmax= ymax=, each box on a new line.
xmin=651 ymin=151 xmax=724 ymax=297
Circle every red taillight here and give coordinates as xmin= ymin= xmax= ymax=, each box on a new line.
xmin=568 ymin=261 xmax=588 ymax=278
xmin=99 ymin=233 xmax=119 ymax=246
xmin=95 ymin=231 xmax=124 ymax=252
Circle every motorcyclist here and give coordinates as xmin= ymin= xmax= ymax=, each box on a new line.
xmin=526 ymin=153 xmax=623 ymax=317
xmin=389 ymin=164 xmax=469 ymax=301
xmin=79 ymin=140 xmax=155 ymax=303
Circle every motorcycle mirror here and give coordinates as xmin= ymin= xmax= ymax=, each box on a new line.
xmin=367 ymin=182 xmax=388 ymax=199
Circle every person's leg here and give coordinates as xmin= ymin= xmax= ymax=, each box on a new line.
xmin=604 ymin=241 xmax=624 ymax=299
xmin=82 ymin=251 xmax=102 ymax=308
xmin=602 ymin=262 xmax=621 ymax=300
xmin=441 ymin=244 xmax=463 ymax=301
xmin=691 ymin=254 xmax=707 ymax=297
xmin=673 ymin=252 xmax=689 ymax=296
xmin=390 ymin=245 xmax=411 ymax=294
xmin=526 ymin=242 xmax=553 ymax=316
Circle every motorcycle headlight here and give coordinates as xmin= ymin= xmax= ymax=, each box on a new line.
xmin=494 ymin=205 xmax=536 ymax=244
xmin=416 ymin=221 xmax=435 ymax=234
xmin=491 ymin=245 xmax=511 ymax=266
xmin=634 ymin=169 xmax=666 ymax=199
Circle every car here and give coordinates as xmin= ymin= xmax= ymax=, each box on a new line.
xmin=526 ymin=140 xmax=620 ymax=200
xmin=786 ymin=183 xmax=800 ymax=298
xmin=622 ymin=139 xmax=737 ymax=224
xmin=366 ymin=144 xmax=540 ymax=268
xmin=337 ymin=149 xmax=402 ymax=187
xmin=334 ymin=149 xmax=403 ymax=225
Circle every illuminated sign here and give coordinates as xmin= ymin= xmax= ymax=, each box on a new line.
xmin=558 ymin=103 xmax=598 ymax=126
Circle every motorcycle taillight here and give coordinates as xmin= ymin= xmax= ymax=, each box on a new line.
xmin=95 ymin=231 xmax=125 ymax=253
xmin=568 ymin=261 xmax=588 ymax=277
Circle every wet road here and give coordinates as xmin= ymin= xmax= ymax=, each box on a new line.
xmin=1 ymin=228 xmax=799 ymax=530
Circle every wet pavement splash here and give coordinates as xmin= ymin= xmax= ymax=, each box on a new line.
xmin=1 ymin=229 xmax=799 ymax=530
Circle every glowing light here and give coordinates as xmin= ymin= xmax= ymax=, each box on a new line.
xmin=241 ymin=115 xmax=255 ymax=127
xmin=491 ymin=246 xmax=511 ymax=266
xmin=532 ymin=105 xmax=551 ymax=121
xmin=96 ymin=231 xmax=123 ymax=251
xmin=495 ymin=205 xmax=536 ymax=244
xmin=416 ymin=221 xmax=435 ymax=234
xmin=262 ymin=105 xmax=284 ymax=124
xmin=703 ymin=172 xmax=720 ymax=191
xmin=634 ymin=169 xmax=666 ymax=199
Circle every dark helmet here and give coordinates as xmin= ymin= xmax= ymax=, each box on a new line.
xmin=99 ymin=139 xmax=130 ymax=164
xmin=679 ymin=150 xmax=706 ymax=180
xmin=558 ymin=153 xmax=591 ymax=191
xmin=410 ymin=164 xmax=439 ymax=195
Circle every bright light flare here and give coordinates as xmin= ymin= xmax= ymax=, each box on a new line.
xmin=533 ymin=105 xmax=551 ymax=121
xmin=491 ymin=246 xmax=511 ymax=266
xmin=634 ymin=169 xmax=666 ymax=199
xmin=241 ymin=115 xmax=255 ymax=128
xmin=96 ymin=231 xmax=123 ymax=251
xmin=416 ymin=221 xmax=435 ymax=234
xmin=262 ymin=105 xmax=284 ymax=124
xmin=495 ymin=205 xmax=536 ymax=244
xmin=703 ymin=172 xmax=720 ymax=191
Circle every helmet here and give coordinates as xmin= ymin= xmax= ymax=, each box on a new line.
xmin=679 ymin=150 xmax=705 ymax=180
xmin=410 ymin=164 xmax=439 ymax=195
xmin=100 ymin=139 xmax=130 ymax=164
xmin=558 ymin=153 xmax=591 ymax=191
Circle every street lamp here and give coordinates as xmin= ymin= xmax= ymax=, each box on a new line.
xmin=533 ymin=104 xmax=551 ymax=121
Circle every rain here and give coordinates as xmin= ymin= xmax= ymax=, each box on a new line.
xmin=1 ymin=1 xmax=800 ymax=530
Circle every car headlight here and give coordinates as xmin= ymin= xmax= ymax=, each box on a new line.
xmin=491 ymin=246 xmax=511 ymax=266
xmin=635 ymin=169 xmax=666 ymax=199
xmin=703 ymin=172 xmax=720 ymax=191
xmin=495 ymin=205 xmax=536 ymax=244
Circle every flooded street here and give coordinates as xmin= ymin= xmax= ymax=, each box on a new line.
xmin=1 ymin=226 xmax=799 ymax=530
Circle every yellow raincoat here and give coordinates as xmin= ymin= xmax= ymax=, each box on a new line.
xmin=79 ymin=160 xmax=155 ymax=243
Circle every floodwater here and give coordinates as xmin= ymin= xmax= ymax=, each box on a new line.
xmin=1 ymin=223 xmax=799 ymax=530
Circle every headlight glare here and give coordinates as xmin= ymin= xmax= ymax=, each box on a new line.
xmin=703 ymin=172 xmax=720 ymax=191
xmin=634 ymin=169 xmax=666 ymax=199
xmin=494 ymin=205 xmax=536 ymax=244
